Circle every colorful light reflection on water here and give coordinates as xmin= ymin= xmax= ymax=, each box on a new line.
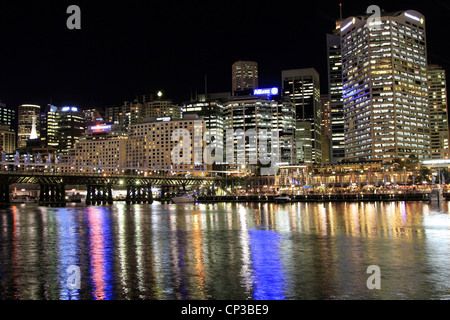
xmin=0 ymin=201 xmax=450 ymax=300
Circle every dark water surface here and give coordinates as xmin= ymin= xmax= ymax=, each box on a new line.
xmin=1 ymin=201 xmax=450 ymax=300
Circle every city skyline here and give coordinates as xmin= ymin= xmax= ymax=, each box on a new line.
xmin=1 ymin=1 xmax=450 ymax=110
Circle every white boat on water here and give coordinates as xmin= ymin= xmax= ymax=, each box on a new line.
xmin=274 ymin=194 xmax=292 ymax=203
xmin=11 ymin=195 xmax=38 ymax=204
xmin=67 ymin=193 xmax=83 ymax=203
xmin=171 ymin=194 xmax=196 ymax=203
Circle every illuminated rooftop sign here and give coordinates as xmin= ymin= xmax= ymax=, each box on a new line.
xmin=61 ymin=106 xmax=79 ymax=112
xmin=405 ymin=12 xmax=423 ymax=23
xmin=90 ymin=125 xmax=112 ymax=132
xmin=253 ymin=87 xmax=279 ymax=96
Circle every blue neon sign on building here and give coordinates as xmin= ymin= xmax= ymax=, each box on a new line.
xmin=253 ymin=87 xmax=279 ymax=96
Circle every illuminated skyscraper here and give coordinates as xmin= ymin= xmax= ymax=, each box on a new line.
xmin=40 ymin=104 xmax=59 ymax=149
xmin=57 ymin=106 xmax=85 ymax=155
xmin=0 ymin=101 xmax=16 ymax=131
xmin=341 ymin=10 xmax=430 ymax=161
xmin=320 ymin=94 xmax=331 ymax=165
xmin=326 ymin=19 xmax=345 ymax=163
xmin=282 ymin=68 xmax=322 ymax=165
xmin=428 ymin=65 xmax=449 ymax=159
xmin=182 ymin=95 xmax=225 ymax=165
xmin=18 ymin=104 xmax=41 ymax=148
xmin=232 ymin=61 xmax=259 ymax=95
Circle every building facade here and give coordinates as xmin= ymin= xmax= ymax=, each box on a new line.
xmin=0 ymin=125 xmax=16 ymax=154
xmin=428 ymin=64 xmax=449 ymax=159
xmin=0 ymin=102 xmax=16 ymax=131
xmin=69 ymin=125 xmax=128 ymax=174
xmin=40 ymin=105 xmax=59 ymax=149
xmin=320 ymin=94 xmax=331 ymax=165
xmin=232 ymin=61 xmax=259 ymax=95
xmin=18 ymin=104 xmax=41 ymax=148
xmin=341 ymin=10 xmax=430 ymax=161
xmin=126 ymin=116 xmax=206 ymax=172
xmin=223 ymin=93 xmax=291 ymax=170
xmin=326 ymin=23 xmax=345 ymax=163
xmin=57 ymin=106 xmax=86 ymax=155
xmin=182 ymin=96 xmax=225 ymax=165
xmin=282 ymin=68 xmax=322 ymax=165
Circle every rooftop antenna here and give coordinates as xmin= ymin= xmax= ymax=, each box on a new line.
xmin=340 ymin=3 xmax=343 ymax=20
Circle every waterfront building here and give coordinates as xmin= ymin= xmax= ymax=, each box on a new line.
xmin=428 ymin=65 xmax=449 ymax=159
xmin=223 ymin=90 xmax=294 ymax=170
xmin=272 ymin=96 xmax=296 ymax=166
xmin=340 ymin=10 xmax=430 ymax=161
xmin=18 ymin=104 xmax=41 ymax=148
xmin=326 ymin=19 xmax=345 ymax=163
xmin=232 ymin=61 xmax=259 ymax=95
xmin=282 ymin=68 xmax=322 ymax=165
xmin=126 ymin=115 xmax=206 ymax=172
xmin=69 ymin=124 xmax=128 ymax=174
xmin=320 ymin=95 xmax=331 ymax=165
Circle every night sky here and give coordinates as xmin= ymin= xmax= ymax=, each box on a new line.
xmin=0 ymin=0 xmax=449 ymax=111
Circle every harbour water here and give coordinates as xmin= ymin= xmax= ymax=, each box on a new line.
xmin=1 ymin=201 xmax=450 ymax=300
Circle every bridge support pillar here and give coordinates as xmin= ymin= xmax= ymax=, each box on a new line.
xmin=125 ymin=184 xmax=153 ymax=205
xmin=86 ymin=184 xmax=113 ymax=206
xmin=39 ymin=184 xmax=66 ymax=207
xmin=0 ymin=183 xmax=10 ymax=206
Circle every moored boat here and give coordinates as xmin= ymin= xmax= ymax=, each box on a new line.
xmin=171 ymin=194 xmax=196 ymax=203
xmin=274 ymin=194 xmax=292 ymax=203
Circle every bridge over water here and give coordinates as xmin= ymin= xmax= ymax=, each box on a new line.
xmin=0 ymin=163 xmax=222 ymax=206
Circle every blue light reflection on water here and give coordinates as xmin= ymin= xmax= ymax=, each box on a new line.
xmin=249 ymin=229 xmax=286 ymax=300
xmin=54 ymin=208 xmax=81 ymax=300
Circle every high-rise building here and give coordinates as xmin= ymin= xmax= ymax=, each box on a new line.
xmin=326 ymin=20 xmax=345 ymax=163
xmin=272 ymin=96 xmax=296 ymax=166
xmin=70 ymin=124 xmax=128 ymax=174
xmin=143 ymin=99 xmax=182 ymax=120
xmin=232 ymin=61 xmax=259 ymax=95
xmin=182 ymin=96 xmax=225 ymax=165
xmin=282 ymin=68 xmax=322 ymax=164
xmin=341 ymin=10 xmax=430 ymax=161
xmin=0 ymin=102 xmax=16 ymax=131
xmin=126 ymin=115 xmax=206 ymax=172
xmin=18 ymin=104 xmax=41 ymax=148
xmin=0 ymin=125 xmax=16 ymax=154
xmin=224 ymin=93 xmax=285 ymax=170
xmin=428 ymin=65 xmax=449 ymax=159
xmin=121 ymin=100 xmax=143 ymax=128
xmin=57 ymin=106 xmax=85 ymax=155
xmin=40 ymin=105 xmax=59 ymax=149
xmin=105 ymin=105 xmax=123 ymax=125
xmin=83 ymin=108 xmax=104 ymax=127
xmin=320 ymin=94 xmax=331 ymax=164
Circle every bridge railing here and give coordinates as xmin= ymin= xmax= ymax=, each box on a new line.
xmin=0 ymin=161 xmax=234 ymax=179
